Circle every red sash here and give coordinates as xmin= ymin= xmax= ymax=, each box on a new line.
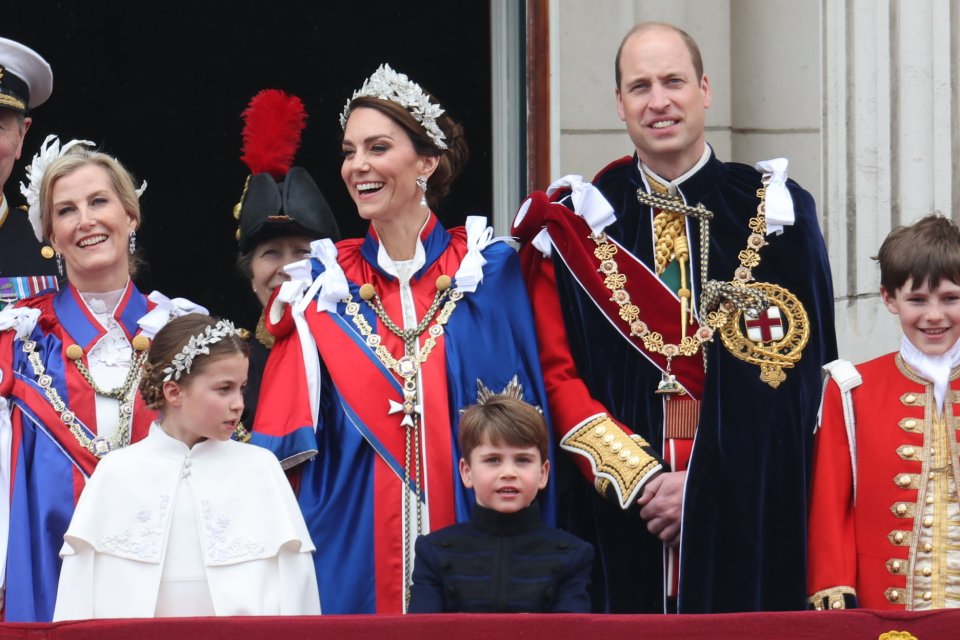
xmin=12 ymin=373 xmax=153 ymax=479
xmin=542 ymin=200 xmax=705 ymax=399
xmin=305 ymin=308 xmax=456 ymax=528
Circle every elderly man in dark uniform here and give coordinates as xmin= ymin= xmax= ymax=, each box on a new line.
xmin=513 ymin=22 xmax=837 ymax=613
xmin=0 ymin=37 xmax=56 ymax=308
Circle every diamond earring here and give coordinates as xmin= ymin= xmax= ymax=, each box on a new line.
xmin=129 ymin=230 xmax=137 ymax=254
xmin=56 ymin=252 xmax=63 ymax=276
xmin=416 ymin=176 xmax=428 ymax=208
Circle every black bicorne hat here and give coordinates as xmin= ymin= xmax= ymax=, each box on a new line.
xmin=234 ymin=89 xmax=340 ymax=254
xmin=237 ymin=167 xmax=339 ymax=254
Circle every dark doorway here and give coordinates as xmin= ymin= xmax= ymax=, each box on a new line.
xmin=7 ymin=0 xmax=492 ymax=329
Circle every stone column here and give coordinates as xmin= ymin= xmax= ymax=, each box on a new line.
xmin=823 ymin=0 xmax=960 ymax=362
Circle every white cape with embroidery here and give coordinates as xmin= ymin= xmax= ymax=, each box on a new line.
xmin=53 ymin=424 xmax=319 ymax=619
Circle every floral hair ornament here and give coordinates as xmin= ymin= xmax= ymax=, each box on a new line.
xmin=340 ymin=63 xmax=447 ymax=150
xmin=20 ymin=134 xmax=148 ymax=243
xmin=162 ymin=319 xmax=241 ymax=382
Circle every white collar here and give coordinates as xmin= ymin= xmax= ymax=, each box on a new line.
xmin=638 ymin=144 xmax=712 ymax=194
xmin=375 ymin=217 xmax=429 ymax=283
xmin=899 ymin=335 xmax=960 ymax=411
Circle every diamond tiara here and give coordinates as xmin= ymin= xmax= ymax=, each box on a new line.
xmin=162 ymin=319 xmax=241 ymax=382
xmin=340 ymin=63 xmax=448 ymax=150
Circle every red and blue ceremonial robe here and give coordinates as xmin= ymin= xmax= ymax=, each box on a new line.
xmin=0 ymin=283 xmax=155 ymax=622
xmin=253 ymin=215 xmax=554 ymax=614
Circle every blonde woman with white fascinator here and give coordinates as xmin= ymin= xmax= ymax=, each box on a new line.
xmin=0 ymin=137 xmax=204 ymax=621
xmin=252 ymin=64 xmax=555 ymax=614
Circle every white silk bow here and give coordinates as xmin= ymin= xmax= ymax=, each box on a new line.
xmin=754 ymin=158 xmax=795 ymax=235
xmin=454 ymin=216 xmax=493 ymax=293
xmin=0 ymin=307 xmax=41 ymax=340
xmin=137 ymin=292 xmax=209 ymax=339
xmin=547 ymin=174 xmax=617 ymax=235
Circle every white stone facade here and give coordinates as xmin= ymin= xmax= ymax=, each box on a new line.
xmin=550 ymin=0 xmax=960 ymax=364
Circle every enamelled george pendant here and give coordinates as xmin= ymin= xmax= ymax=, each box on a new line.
xmin=594 ymin=183 xmax=810 ymax=390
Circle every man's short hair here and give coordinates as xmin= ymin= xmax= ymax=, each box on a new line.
xmin=875 ymin=213 xmax=960 ymax=293
xmin=615 ymin=22 xmax=704 ymax=89
xmin=459 ymin=395 xmax=548 ymax=463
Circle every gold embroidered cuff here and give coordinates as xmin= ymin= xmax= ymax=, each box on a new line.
xmin=807 ymin=585 xmax=856 ymax=610
xmin=560 ymin=414 xmax=662 ymax=509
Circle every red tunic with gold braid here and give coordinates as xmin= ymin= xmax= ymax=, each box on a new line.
xmin=808 ymin=352 xmax=960 ymax=610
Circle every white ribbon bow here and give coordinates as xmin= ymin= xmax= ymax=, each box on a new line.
xmin=454 ymin=216 xmax=494 ymax=293
xmin=273 ymin=240 xmax=340 ymax=432
xmin=547 ymin=174 xmax=617 ymax=235
xmin=0 ymin=308 xmax=41 ymax=340
xmin=277 ymin=239 xmax=349 ymax=316
xmin=137 ymin=292 xmax=209 ymax=339
xmin=754 ymin=158 xmax=795 ymax=236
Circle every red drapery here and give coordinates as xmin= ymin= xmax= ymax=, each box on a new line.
xmin=3 ymin=609 xmax=952 ymax=640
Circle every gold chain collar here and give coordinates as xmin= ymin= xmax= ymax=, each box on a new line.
xmin=23 ymin=340 xmax=147 ymax=457
xmin=590 ymin=186 xmax=772 ymax=389
xmin=342 ymin=274 xmax=462 ymax=611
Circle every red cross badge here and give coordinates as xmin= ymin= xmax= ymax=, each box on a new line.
xmin=744 ymin=306 xmax=784 ymax=343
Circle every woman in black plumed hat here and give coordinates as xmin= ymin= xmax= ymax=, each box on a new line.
xmin=233 ymin=89 xmax=339 ymax=430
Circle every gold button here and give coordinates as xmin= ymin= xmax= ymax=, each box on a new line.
xmin=830 ymin=600 xmax=842 ymax=610
xmin=903 ymin=446 xmax=916 ymax=457
xmin=603 ymin=434 xmax=615 ymax=444
xmin=890 ymin=589 xmax=901 ymax=601
xmin=922 ymin=566 xmax=932 ymax=577
xmin=65 ymin=344 xmax=84 ymax=360
xmin=898 ymin=475 xmax=911 ymax=487
xmin=358 ymin=283 xmax=377 ymax=301
xmin=618 ymin=450 xmax=629 ymax=460
xmin=924 ymin=543 xmax=933 ymax=552
xmin=40 ymin=245 xmax=55 ymax=259
xmin=593 ymin=425 xmax=606 ymax=437
xmin=611 ymin=441 xmax=623 ymax=452
xmin=891 ymin=561 xmax=902 ymax=572
xmin=929 ymin=472 xmax=936 ymax=480
xmin=628 ymin=456 xmax=641 ymax=467
xmin=131 ymin=334 xmax=151 ymax=352
xmin=435 ymin=275 xmax=452 ymax=292
xmin=896 ymin=504 xmax=907 ymax=515
xmin=904 ymin=419 xmax=917 ymax=428
xmin=923 ymin=516 xmax=934 ymax=527
xmin=923 ymin=591 xmax=932 ymax=601
xmin=905 ymin=394 xmax=917 ymax=403
xmin=927 ymin=496 xmax=935 ymax=504
xmin=894 ymin=532 xmax=905 ymax=543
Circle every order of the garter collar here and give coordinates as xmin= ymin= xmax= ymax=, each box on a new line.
xmin=340 ymin=63 xmax=447 ymax=150
xmin=162 ymin=319 xmax=240 ymax=382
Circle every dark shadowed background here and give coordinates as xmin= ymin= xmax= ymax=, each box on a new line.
xmin=7 ymin=0 xmax=492 ymax=328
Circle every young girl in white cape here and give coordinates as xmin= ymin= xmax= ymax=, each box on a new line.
xmin=54 ymin=314 xmax=320 ymax=619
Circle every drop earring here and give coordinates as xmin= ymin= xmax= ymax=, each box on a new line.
xmin=129 ymin=230 xmax=137 ymax=254
xmin=56 ymin=252 xmax=63 ymax=276
xmin=416 ymin=176 xmax=428 ymax=208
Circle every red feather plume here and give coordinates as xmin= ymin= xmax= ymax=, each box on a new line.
xmin=240 ymin=89 xmax=307 ymax=180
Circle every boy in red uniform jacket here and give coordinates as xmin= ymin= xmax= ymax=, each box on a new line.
xmin=809 ymin=214 xmax=960 ymax=610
